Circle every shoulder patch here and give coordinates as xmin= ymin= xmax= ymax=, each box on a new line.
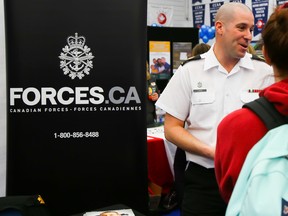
xmin=181 ymin=54 xmax=202 ymax=66
xmin=251 ymin=54 xmax=265 ymax=62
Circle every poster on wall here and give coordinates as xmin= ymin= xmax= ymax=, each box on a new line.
xmin=209 ymin=1 xmax=224 ymax=27
xmin=4 ymin=0 xmax=148 ymax=216
xmin=149 ymin=41 xmax=171 ymax=80
xmin=229 ymin=0 xmax=245 ymax=3
xmin=147 ymin=27 xmax=199 ymax=93
xmin=172 ymin=42 xmax=192 ymax=74
xmin=252 ymin=0 xmax=269 ymax=36
xmin=277 ymin=0 xmax=288 ymax=5
xmin=148 ymin=5 xmax=173 ymax=26
xmin=192 ymin=4 xmax=206 ymax=28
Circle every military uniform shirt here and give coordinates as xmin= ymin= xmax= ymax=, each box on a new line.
xmin=155 ymin=44 xmax=274 ymax=168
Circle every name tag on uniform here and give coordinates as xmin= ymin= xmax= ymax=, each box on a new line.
xmin=193 ymin=89 xmax=207 ymax=93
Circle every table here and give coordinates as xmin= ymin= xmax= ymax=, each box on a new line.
xmin=147 ymin=126 xmax=177 ymax=195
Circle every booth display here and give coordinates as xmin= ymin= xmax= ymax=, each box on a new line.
xmin=4 ymin=0 xmax=148 ymax=215
xmin=147 ymin=26 xmax=199 ymax=93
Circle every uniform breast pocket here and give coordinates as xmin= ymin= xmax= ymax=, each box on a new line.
xmin=240 ymin=92 xmax=259 ymax=103
xmin=192 ymin=91 xmax=215 ymax=105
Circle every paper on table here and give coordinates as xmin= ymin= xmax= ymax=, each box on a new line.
xmin=147 ymin=126 xmax=165 ymax=139
xmin=83 ymin=208 xmax=135 ymax=216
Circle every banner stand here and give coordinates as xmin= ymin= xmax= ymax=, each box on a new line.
xmin=4 ymin=1 xmax=148 ymax=215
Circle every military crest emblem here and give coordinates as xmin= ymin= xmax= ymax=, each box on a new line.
xmin=59 ymin=33 xmax=94 ymax=79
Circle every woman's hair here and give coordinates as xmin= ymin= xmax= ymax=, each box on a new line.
xmin=262 ymin=3 xmax=288 ymax=72
xmin=191 ymin=43 xmax=211 ymax=56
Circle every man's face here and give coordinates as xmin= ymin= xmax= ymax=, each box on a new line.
xmin=221 ymin=10 xmax=254 ymax=59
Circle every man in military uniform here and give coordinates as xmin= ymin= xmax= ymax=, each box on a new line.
xmin=155 ymin=2 xmax=274 ymax=215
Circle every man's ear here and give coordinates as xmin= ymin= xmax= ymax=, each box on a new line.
xmin=215 ymin=21 xmax=223 ymax=35
xmin=262 ymin=45 xmax=272 ymax=65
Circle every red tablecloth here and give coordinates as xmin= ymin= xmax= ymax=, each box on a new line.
xmin=147 ymin=136 xmax=174 ymax=194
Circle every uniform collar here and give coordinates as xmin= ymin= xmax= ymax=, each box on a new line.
xmin=238 ymin=53 xmax=254 ymax=70
xmin=203 ymin=43 xmax=254 ymax=72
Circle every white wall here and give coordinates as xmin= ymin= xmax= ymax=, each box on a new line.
xmin=148 ymin=0 xmax=193 ymax=27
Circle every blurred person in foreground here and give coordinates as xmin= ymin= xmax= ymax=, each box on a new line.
xmin=215 ymin=2 xmax=288 ymax=204
xmin=155 ymin=2 xmax=274 ymax=215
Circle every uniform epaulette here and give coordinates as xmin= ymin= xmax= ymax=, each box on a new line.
xmin=181 ymin=54 xmax=202 ymax=66
xmin=251 ymin=54 xmax=265 ymax=62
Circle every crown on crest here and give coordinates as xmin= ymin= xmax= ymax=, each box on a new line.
xmin=67 ymin=33 xmax=86 ymax=48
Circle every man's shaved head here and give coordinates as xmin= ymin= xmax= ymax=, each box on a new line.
xmin=215 ymin=2 xmax=252 ymax=23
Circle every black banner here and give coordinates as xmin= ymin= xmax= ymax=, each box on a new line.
xmin=192 ymin=4 xmax=205 ymax=28
xmin=4 ymin=1 xmax=148 ymax=215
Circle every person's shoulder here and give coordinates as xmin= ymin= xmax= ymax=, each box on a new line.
xmin=219 ymin=107 xmax=260 ymax=130
xmin=181 ymin=54 xmax=202 ymax=66
xmin=250 ymin=54 xmax=272 ymax=73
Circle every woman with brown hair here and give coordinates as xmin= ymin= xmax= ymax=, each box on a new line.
xmin=215 ymin=2 xmax=288 ymax=204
